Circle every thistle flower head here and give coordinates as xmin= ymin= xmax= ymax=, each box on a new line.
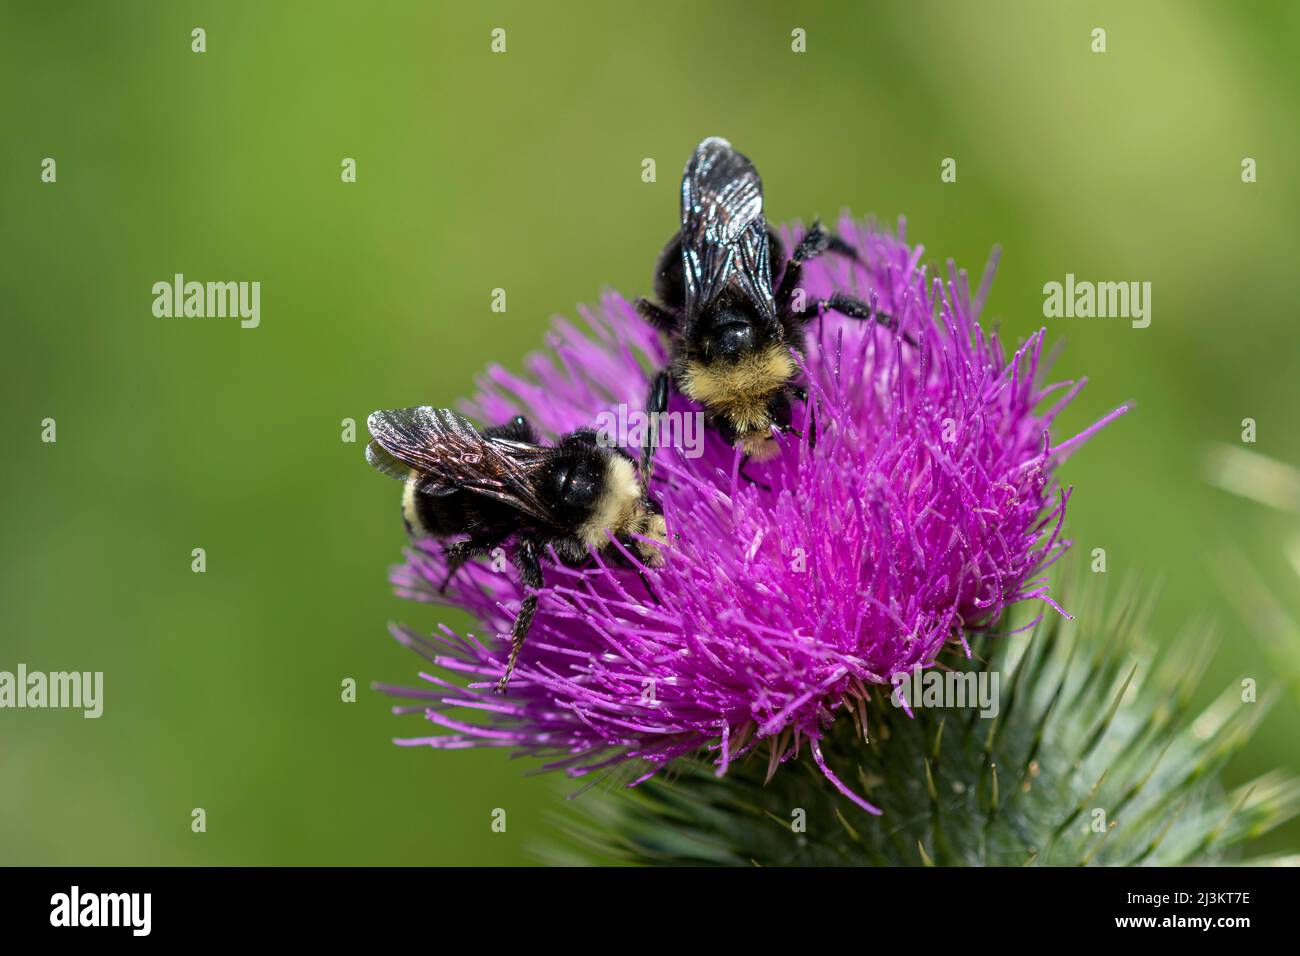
xmin=378 ymin=216 xmax=1125 ymax=809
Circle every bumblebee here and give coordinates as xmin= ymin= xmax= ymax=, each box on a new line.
xmin=365 ymin=407 xmax=666 ymax=690
xmin=636 ymin=137 xmax=901 ymax=469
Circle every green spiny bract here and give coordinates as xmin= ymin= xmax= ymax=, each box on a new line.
xmin=547 ymin=581 xmax=1300 ymax=866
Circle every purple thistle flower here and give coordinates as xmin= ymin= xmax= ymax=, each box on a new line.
xmin=376 ymin=215 xmax=1126 ymax=811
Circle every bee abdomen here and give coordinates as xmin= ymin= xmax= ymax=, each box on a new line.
xmin=401 ymin=473 xmax=425 ymax=536
xmin=401 ymin=473 xmax=461 ymax=538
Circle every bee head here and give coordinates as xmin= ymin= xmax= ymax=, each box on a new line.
xmin=546 ymin=434 xmax=606 ymax=528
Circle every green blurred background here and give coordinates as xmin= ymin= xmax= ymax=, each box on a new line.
xmin=2 ymin=0 xmax=1298 ymax=864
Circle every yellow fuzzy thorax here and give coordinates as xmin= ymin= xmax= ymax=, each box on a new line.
xmin=678 ymin=344 xmax=795 ymax=433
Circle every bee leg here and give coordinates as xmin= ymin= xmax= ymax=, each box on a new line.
xmin=496 ymin=539 xmax=543 ymax=694
xmin=823 ymin=233 xmax=862 ymax=263
xmin=775 ymin=259 xmax=806 ymax=313
xmin=798 ymin=220 xmax=861 ymax=265
xmin=440 ymin=534 xmax=504 ymax=593
xmin=440 ymin=544 xmax=473 ymax=593
xmin=777 ymin=219 xmax=868 ymax=313
xmin=641 ymin=367 xmax=671 ymax=483
xmin=794 ymin=292 xmax=916 ymax=346
xmin=776 ymin=220 xmax=873 ymax=314
xmin=634 ymin=297 xmax=682 ymax=335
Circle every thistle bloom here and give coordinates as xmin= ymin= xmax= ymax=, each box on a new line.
xmin=377 ymin=216 xmax=1125 ymax=811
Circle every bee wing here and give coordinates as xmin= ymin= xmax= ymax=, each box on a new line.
xmin=365 ymin=406 xmax=559 ymax=525
xmin=679 ymin=136 xmax=777 ymax=319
